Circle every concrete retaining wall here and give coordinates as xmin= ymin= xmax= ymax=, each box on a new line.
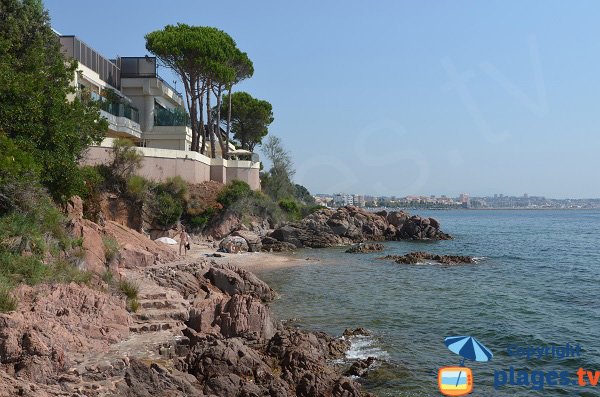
xmin=82 ymin=144 xmax=260 ymax=190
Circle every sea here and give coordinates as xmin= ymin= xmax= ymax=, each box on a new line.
xmin=252 ymin=210 xmax=600 ymax=397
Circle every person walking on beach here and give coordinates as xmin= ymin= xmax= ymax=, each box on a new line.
xmin=178 ymin=227 xmax=190 ymax=256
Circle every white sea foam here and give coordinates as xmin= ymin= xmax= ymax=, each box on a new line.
xmin=344 ymin=335 xmax=390 ymax=361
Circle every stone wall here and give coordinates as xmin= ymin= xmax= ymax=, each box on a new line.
xmin=82 ymin=144 xmax=260 ymax=190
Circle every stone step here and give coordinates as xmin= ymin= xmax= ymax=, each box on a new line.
xmin=132 ymin=307 xmax=189 ymax=322
xmin=140 ymin=299 xmax=186 ymax=310
xmin=129 ymin=321 xmax=186 ymax=334
xmin=137 ymin=291 xmax=169 ymax=300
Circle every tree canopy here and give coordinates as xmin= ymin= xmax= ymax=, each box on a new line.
xmin=145 ymin=24 xmax=254 ymax=158
xmin=0 ymin=0 xmax=107 ymax=202
xmin=220 ymin=92 xmax=274 ymax=152
xmin=261 ymin=136 xmax=295 ymax=200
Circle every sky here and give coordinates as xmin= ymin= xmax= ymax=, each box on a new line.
xmin=45 ymin=1 xmax=600 ymax=198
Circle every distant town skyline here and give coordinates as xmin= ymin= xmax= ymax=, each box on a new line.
xmin=45 ymin=1 xmax=600 ymax=198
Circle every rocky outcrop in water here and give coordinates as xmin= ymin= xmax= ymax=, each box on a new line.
xmin=268 ymin=206 xmax=451 ymax=248
xmin=261 ymin=236 xmax=298 ymax=252
xmin=380 ymin=251 xmax=475 ymax=265
xmin=345 ymin=243 xmax=385 ymax=253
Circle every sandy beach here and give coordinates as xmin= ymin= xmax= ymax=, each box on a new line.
xmin=183 ymin=241 xmax=310 ymax=270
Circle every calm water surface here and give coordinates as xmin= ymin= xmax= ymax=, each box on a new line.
xmin=253 ymin=210 xmax=600 ymax=397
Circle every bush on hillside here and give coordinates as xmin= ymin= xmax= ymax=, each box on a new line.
xmin=157 ymin=176 xmax=188 ymax=204
xmin=0 ymin=134 xmax=43 ymax=215
xmin=126 ymin=175 xmax=150 ymax=203
xmin=152 ymin=192 xmax=183 ymax=228
xmin=79 ymin=165 xmax=106 ymax=221
xmin=110 ymin=138 xmax=143 ymax=185
xmin=0 ymin=288 xmax=17 ymax=313
xmin=217 ymin=180 xmax=253 ymax=208
xmin=278 ymin=198 xmax=302 ymax=221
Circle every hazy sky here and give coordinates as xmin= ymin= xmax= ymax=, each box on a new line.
xmin=46 ymin=1 xmax=600 ymax=198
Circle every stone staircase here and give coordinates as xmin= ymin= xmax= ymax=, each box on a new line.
xmin=129 ymin=280 xmax=190 ymax=334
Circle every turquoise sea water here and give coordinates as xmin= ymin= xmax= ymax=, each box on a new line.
xmin=253 ymin=210 xmax=600 ymax=396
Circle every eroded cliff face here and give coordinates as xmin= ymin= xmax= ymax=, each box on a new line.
xmin=0 ymin=212 xmax=373 ymax=397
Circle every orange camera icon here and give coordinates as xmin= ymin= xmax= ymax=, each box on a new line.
xmin=438 ymin=366 xmax=473 ymax=396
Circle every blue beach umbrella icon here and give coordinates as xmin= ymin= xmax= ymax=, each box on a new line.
xmin=443 ymin=336 xmax=493 ymax=389
xmin=444 ymin=336 xmax=493 ymax=364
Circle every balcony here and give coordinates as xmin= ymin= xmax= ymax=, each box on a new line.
xmin=118 ymin=57 xmax=183 ymax=98
xmin=99 ymin=102 xmax=142 ymax=139
xmin=101 ymin=102 xmax=140 ymax=124
xmin=154 ymin=107 xmax=190 ymax=127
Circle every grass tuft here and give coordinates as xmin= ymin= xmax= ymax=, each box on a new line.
xmin=0 ymin=288 xmax=17 ymax=313
xmin=118 ymin=279 xmax=139 ymax=300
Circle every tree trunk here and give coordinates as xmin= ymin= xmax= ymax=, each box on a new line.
xmin=226 ymin=85 xmax=232 ymax=155
xmin=215 ymin=85 xmax=226 ymax=157
xmin=198 ymin=93 xmax=205 ymax=154
xmin=181 ymin=76 xmax=196 ymax=152
xmin=206 ymin=81 xmax=216 ymax=158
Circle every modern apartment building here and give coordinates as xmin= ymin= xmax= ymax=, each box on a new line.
xmin=58 ymin=34 xmax=259 ymax=189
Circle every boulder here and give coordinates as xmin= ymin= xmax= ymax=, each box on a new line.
xmin=231 ymin=230 xmax=262 ymax=252
xmin=344 ymin=357 xmax=377 ymax=377
xmin=206 ymin=212 xmax=242 ymax=240
xmin=188 ymin=293 xmax=276 ymax=341
xmin=261 ymin=236 xmax=297 ymax=252
xmin=206 ymin=263 xmax=275 ymax=301
xmin=218 ymin=235 xmax=249 ymax=253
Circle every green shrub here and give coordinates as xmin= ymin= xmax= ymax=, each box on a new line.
xmin=0 ymin=252 xmax=46 ymax=286
xmin=118 ymin=279 xmax=139 ymax=300
xmin=0 ymin=134 xmax=42 ymax=215
xmin=187 ymin=208 xmax=216 ymax=230
xmin=79 ymin=165 xmax=105 ymax=199
xmin=228 ymin=192 xmax=285 ymax=227
xmin=126 ymin=175 xmax=149 ymax=202
xmin=101 ymin=269 xmax=114 ymax=284
xmin=278 ymin=198 xmax=302 ymax=221
xmin=46 ymin=260 xmax=92 ymax=285
xmin=110 ymin=138 xmax=143 ymax=184
xmin=157 ymin=176 xmax=188 ymax=204
xmin=301 ymin=204 xmax=327 ymax=217
xmin=102 ymin=236 xmax=119 ymax=262
xmin=152 ymin=192 xmax=183 ymax=228
xmin=0 ymin=288 xmax=17 ymax=313
xmin=217 ymin=180 xmax=253 ymax=208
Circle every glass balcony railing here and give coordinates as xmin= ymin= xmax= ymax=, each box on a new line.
xmin=154 ymin=106 xmax=190 ymax=127
xmin=100 ymin=102 xmax=140 ymax=124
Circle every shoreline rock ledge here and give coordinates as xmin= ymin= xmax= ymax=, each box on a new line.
xmin=267 ymin=205 xmax=452 ymax=249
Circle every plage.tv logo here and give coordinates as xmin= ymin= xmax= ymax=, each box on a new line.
xmin=438 ymin=366 xmax=473 ymax=396
xmin=438 ymin=336 xmax=493 ymax=396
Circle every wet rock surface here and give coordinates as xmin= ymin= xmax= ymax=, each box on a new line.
xmin=345 ymin=243 xmax=385 ymax=253
xmin=380 ymin=251 xmax=475 ymax=265
xmin=268 ymin=205 xmax=452 ymax=248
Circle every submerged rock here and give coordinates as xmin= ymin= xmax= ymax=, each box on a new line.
xmin=380 ymin=251 xmax=475 ymax=265
xmin=342 ymin=327 xmax=372 ymax=337
xmin=345 ymin=243 xmax=384 ymax=253
xmin=345 ymin=357 xmax=377 ymax=377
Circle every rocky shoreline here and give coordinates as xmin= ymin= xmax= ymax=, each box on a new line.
xmin=0 ymin=248 xmax=374 ymax=396
xmin=265 ymin=206 xmax=452 ymax=250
